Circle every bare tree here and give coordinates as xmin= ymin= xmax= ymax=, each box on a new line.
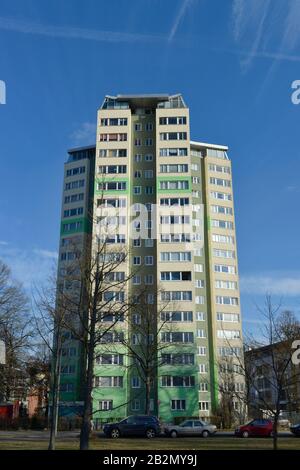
xmin=54 ymin=228 xmax=136 ymax=449
xmin=104 ymin=286 xmax=176 ymax=416
xmin=219 ymin=295 xmax=300 ymax=450
xmin=0 ymin=260 xmax=32 ymax=402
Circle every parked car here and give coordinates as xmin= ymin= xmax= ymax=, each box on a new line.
xmin=235 ymin=419 xmax=274 ymax=438
xmin=290 ymin=423 xmax=300 ymax=436
xmin=103 ymin=415 xmax=161 ymax=439
xmin=164 ymin=419 xmax=217 ymax=438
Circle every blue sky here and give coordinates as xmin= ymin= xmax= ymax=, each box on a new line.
xmin=0 ymin=0 xmax=300 ymax=334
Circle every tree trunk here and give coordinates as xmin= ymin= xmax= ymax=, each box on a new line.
xmin=145 ymin=376 xmax=151 ymax=415
xmin=79 ymin=303 xmax=96 ymax=450
xmin=273 ymin=415 xmax=279 ymax=451
xmin=48 ymin=337 xmax=61 ymax=451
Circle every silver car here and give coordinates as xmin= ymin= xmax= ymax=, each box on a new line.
xmin=164 ymin=419 xmax=217 ymax=438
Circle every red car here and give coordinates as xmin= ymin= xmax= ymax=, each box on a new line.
xmin=235 ymin=419 xmax=274 ymax=438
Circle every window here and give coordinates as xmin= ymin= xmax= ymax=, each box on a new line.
xmin=217 ymin=329 xmax=240 ymax=339
xmin=133 ymin=256 xmax=141 ymax=265
xmin=103 ymin=291 xmax=125 ymax=302
xmin=145 ymin=238 xmax=154 ymax=247
xmin=59 ymin=383 xmax=74 ymax=392
xmin=100 ymin=198 xmax=126 ymax=208
xmin=145 ymin=122 xmax=153 ymax=131
xmin=161 ymin=332 xmax=194 ymax=343
xmin=161 ymin=291 xmax=192 ymax=301
xmin=132 ymin=313 xmax=141 ymax=324
xmin=159 ymin=116 xmax=187 ymax=125
xmin=198 ymin=347 xmax=207 ymax=356
xmin=211 ymin=219 xmax=234 ymax=229
xmin=199 ymin=383 xmax=208 ymax=392
xmin=94 ymin=376 xmax=123 ymax=387
xmin=133 ymin=238 xmax=141 ymax=247
xmin=132 ymin=399 xmax=140 ymax=411
xmin=134 ymin=170 xmax=142 ymax=178
xmin=195 ymin=279 xmax=205 ymax=288
xmin=160 ymin=132 xmax=187 ymax=140
xmin=61 ymin=365 xmax=76 ymax=374
xmin=144 ymin=170 xmax=153 ymax=179
xmin=97 ymin=181 xmax=126 ymax=191
xmin=199 ymin=401 xmax=209 ymax=411
xmin=65 ymin=179 xmax=85 ymax=190
xmin=63 ymin=207 xmax=84 ymax=218
xmin=135 ymin=123 xmax=142 ymax=131
xmin=160 ymin=215 xmax=190 ymax=224
xmin=144 ymin=154 xmax=153 ymax=161
xmin=210 ymin=177 xmax=231 ymax=187
xmin=99 ymin=133 xmax=127 ymax=142
xmin=171 ymin=400 xmax=186 ymax=411
xmin=217 ymin=312 xmax=240 ymax=322
xmin=96 ymin=354 xmax=124 ymax=365
xmin=212 ymin=234 xmax=235 ymax=244
xmin=160 ymin=252 xmax=191 ymax=262
xmin=134 ymin=154 xmax=142 ymax=162
xmin=101 ymin=117 xmax=127 ymax=126
xmin=161 ymin=311 xmax=193 ymax=322
xmin=218 ymin=346 xmax=242 ymax=357
xmin=145 ymin=186 xmax=153 ymax=195
xmin=159 ymin=180 xmax=189 ymax=190
xmin=199 ymin=364 xmax=207 ymax=374
xmin=100 ymin=331 xmax=124 ymax=343
xmin=160 ymin=197 xmax=189 ymax=206
xmin=135 ymin=138 xmax=141 ymax=146
xmin=196 ymin=312 xmax=205 ymax=321
xmin=197 ymin=329 xmax=206 ymax=338
xmin=133 ymin=186 xmax=141 ymax=195
xmin=195 ymin=296 xmax=205 ymax=304
xmin=145 ymin=256 xmax=154 ymax=266
xmin=133 ymin=275 xmax=141 ymax=285
xmin=214 ymin=264 xmax=236 ymax=274
xmin=161 ymin=376 xmax=195 ymax=387
xmin=161 ymin=353 xmax=194 ymax=365
xmin=210 ymin=191 xmax=232 ymax=201
xmin=160 ymin=164 xmax=188 ymax=173
xmin=145 ymin=138 xmax=153 ymax=146
xmin=213 ymin=249 xmax=235 ymax=259
xmin=160 ymin=271 xmax=191 ymax=281
xmin=98 ymin=165 xmax=127 ymax=174
xmin=209 ymin=163 xmax=231 ymax=174
xmin=66 ymin=166 xmax=85 ymax=177
xmin=132 ymin=377 xmax=141 ymax=388
xmin=216 ymin=296 xmax=239 ymax=306
xmin=215 ymin=280 xmax=238 ymax=290
xmin=144 ymin=274 xmax=154 ymax=285
xmin=160 ymin=233 xmax=191 ymax=243
xmin=211 ymin=205 xmax=233 ymax=215
xmin=159 ymin=148 xmax=188 ymax=157
xmin=99 ymin=400 xmax=113 ymax=411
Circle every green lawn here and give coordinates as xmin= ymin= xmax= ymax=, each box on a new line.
xmin=0 ymin=437 xmax=299 ymax=451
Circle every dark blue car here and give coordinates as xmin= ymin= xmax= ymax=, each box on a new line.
xmin=290 ymin=423 xmax=300 ymax=436
xmin=103 ymin=415 xmax=161 ymax=439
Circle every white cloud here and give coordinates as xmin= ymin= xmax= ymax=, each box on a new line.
xmin=33 ymin=249 xmax=58 ymax=259
xmin=168 ymin=0 xmax=194 ymax=42
xmin=0 ymin=16 xmax=164 ymax=44
xmin=70 ymin=122 xmax=96 ymax=144
xmin=0 ymin=241 xmax=9 ymax=246
xmin=231 ymin=0 xmax=271 ymax=70
xmin=0 ymin=245 xmax=57 ymax=290
xmin=240 ymin=272 xmax=300 ymax=297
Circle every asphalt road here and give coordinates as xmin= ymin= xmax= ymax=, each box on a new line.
xmin=0 ymin=430 xmax=294 ymax=441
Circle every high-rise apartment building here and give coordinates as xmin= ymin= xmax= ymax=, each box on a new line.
xmin=57 ymin=94 xmax=243 ymax=424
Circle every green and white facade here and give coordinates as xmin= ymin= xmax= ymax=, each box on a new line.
xmin=57 ymin=94 xmax=243 ymax=423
